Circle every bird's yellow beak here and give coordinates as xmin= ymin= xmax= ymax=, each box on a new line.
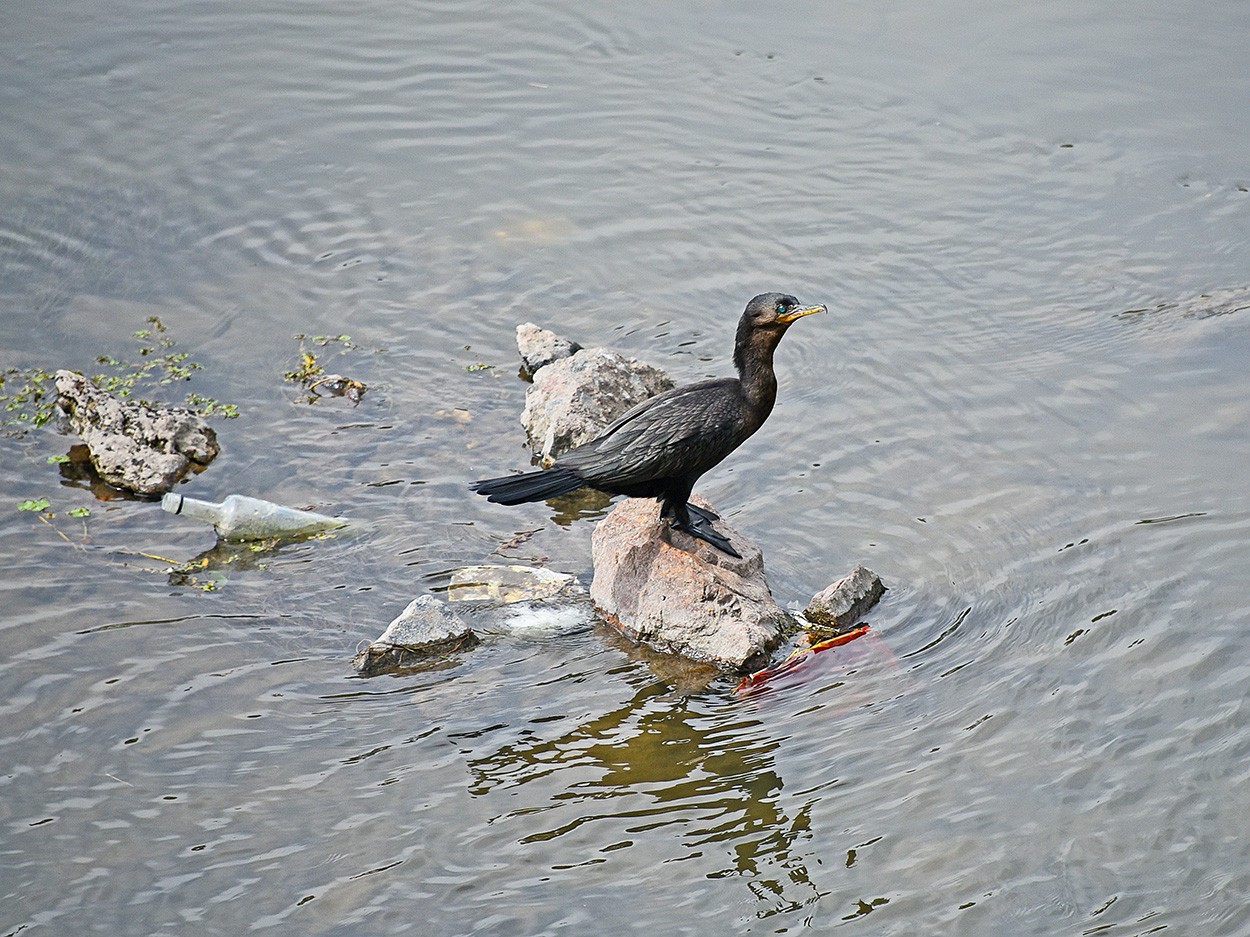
xmin=777 ymin=303 xmax=826 ymax=324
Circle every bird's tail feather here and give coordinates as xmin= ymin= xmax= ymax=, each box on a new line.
xmin=470 ymin=467 xmax=584 ymax=504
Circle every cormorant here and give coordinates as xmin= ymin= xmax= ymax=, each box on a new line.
xmin=471 ymin=292 xmax=825 ymax=557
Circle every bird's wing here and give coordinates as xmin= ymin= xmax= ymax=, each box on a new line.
xmin=559 ymin=378 xmax=747 ymax=487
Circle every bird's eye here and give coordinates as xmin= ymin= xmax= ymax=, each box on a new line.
xmin=776 ymin=302 xmax=790 ymax=314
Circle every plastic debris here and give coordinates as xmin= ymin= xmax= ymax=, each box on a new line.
xmin=735 ymin=625 xmax=871 ymax=695
xmin=162 ymin=492 xmax=348 ymax=541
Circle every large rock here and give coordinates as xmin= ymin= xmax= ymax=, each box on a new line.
xmin=521 ymin=348 xmax=674 ymax=465
xmin=804 ymin=564 xmax=885 ymax=630
xmin=590 ymin=495 xmax=790 ymax=670
xmin=352 ymin=595 xmax=477 ymax=676
xmin=515 ymin=322 xmax=582 ymax=376
xmin=54 ymin=369 xmax=219 ymax=496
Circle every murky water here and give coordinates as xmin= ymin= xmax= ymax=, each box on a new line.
xmin=3 ymin=1 xmax=1249 ymax=934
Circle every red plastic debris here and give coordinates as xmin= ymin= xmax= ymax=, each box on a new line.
xmin=735 ymin=624 xmax=871 ymax=695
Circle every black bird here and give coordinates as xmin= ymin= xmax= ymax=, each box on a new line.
xmin=471 ymin=292 xmax=825 ymax=557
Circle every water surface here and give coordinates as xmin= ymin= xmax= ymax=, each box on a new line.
xmin=3 ymin=1 xmax=1249 ymax=934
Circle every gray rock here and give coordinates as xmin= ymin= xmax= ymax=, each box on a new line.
xmin=54 ymin=369 xmax=219 ymax=496
xmin=352 ymin=595 xmax=476 ymax=676
xmin=804 ymin=564 xmax=885 ymax=630
xmin=521 ymin=348 xmax=674 ymax=465
xmin=590 ymin=495 xmax=790 ymax=670
xmin=374 ymin=595 xmax=472 ymax=646
xmin=515 ymin=322 xmax=582 ymax=376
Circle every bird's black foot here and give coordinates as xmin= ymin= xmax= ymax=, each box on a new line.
xmin=684 ymin=502 xmax=720 ymax=524
xmin=671 ymin=514 xmax=742 ymax=559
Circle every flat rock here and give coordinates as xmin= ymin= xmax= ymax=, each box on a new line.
xmin=590 ymin=495 xmax=790 ymax=670
xmin=447 ymin=564 xmax=580 ymax=604
xmin=521 ymin=348 xmax=674 ymax=465
xmin=54 ymin=369 xmax=219 ymax=496
xmin=515 ymin=322 xmax=582 ymax=376
xmin=804 ymin=564 xmax=885 ymax=630
xmin=353 ymin=595 xmax=477 ymax=676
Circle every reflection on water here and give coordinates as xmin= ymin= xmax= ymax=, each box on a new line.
xmin=464 ymin=680 xmax=882 ymax=920
xmin=3 ymin=0 xmax=1250 ymax=934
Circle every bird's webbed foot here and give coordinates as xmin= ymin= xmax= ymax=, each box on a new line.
xmin=684 ymin=503 xmax=720 ymax=524
xmin=668 ymin=507 xmax=742 ymax=558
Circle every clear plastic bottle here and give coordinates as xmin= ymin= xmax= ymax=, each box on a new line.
xmin=161 ymin=492 xmax=348 ymax=541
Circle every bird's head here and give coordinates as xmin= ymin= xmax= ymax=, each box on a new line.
xmin=744 ymin=292 xmax=826 ymax=327
xmin=733 ymin=292 xmax=825 ymax=372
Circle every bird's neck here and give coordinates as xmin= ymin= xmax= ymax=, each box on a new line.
xmin=735 ymin=341 xmax=779 ymax=423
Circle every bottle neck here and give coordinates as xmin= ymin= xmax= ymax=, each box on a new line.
xmin=162 ymin=493 xmax=224 ymax=525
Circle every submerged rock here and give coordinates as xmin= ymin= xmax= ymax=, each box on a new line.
xmin=589 ymin=495 xmax=790 ymax=670
xmin=54 ymin=369 xmax=219 ymax=496
xmin=515 ymin=322 xmax=582 ymax=377
xmin=804 ymin=564 xmax=885 ymax=631
xmin=447 ymin=564 xmax=581 ymax=604
xmin=353 ymin=595 xmax=477 ymax=676
xmin=521 ymin=348 xmax=674 ymax=465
